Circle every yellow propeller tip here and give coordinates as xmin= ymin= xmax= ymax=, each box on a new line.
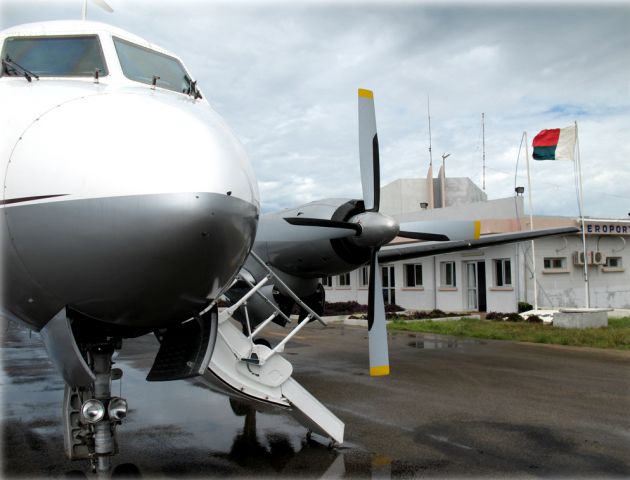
xmin=370 ymin=365 xmax=390 ymax=376
xmin=474 ymin=220 xmax=481 ymax=239
xmin=358 ymin=88 xmax=374 ymax=99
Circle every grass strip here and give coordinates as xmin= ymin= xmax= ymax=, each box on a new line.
xmin=388 ymin=317 xmax=630 ymax=350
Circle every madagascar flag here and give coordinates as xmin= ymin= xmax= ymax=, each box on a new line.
xmin=532 ymin=125 xmax=576 ymax=161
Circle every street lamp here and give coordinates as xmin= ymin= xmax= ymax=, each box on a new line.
xmin=441 ymin=153 xmax=450 ymax=207
xmin=441 ymin=152 xmax=450 ymax=176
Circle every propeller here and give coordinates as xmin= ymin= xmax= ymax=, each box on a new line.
xmin=357 ymin=88 xmax=390 ymax=376
xmin=358 ymin=89 xmax=380 ymax=212
xmin=281 ymin=88 xmax=482 ymax=375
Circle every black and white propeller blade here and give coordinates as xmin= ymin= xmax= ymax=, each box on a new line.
xmin=357 ymin=89 xmax=391 ymax=376
xmin=284 ymin=217 xmax=362 ymax=234
xmin=358 ymin=89 xmax=380 ymax=212
xmin=367 ymin=249 xmax=389 ymax=376
xmin=398 ymin=220 xmax=481 ymax=242
xmin=258 ymin=217 xmax=355 ymax=242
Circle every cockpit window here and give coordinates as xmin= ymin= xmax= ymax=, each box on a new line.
xmin=1 ymin=35 xmax=108 ymax=77
xmin=113 ymin=37 xmax=190 ymax=94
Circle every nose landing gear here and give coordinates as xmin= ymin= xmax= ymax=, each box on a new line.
xmin=63 ymin=341 xmax=129 ymax=475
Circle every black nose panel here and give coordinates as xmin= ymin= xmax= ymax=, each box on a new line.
xmin=3 ymin=192 xmax=258 ymax=329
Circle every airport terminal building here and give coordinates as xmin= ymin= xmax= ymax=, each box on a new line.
xmin=324 ymin=175 xmax=630 ymax=312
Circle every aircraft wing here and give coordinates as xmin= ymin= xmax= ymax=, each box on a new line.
xmin=379 ymin=227 xmax=580 ymax=262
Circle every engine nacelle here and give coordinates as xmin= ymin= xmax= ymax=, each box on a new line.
xmin=224 ymin=198 xmax=369 ymax=332
xmin=256 ymin=198 xmax=371 ymax=279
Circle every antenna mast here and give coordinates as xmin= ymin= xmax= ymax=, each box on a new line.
xmin=427 ymin=96 xmax=433 ymax=167
xmin=482 ymin=112 xmax=486 ymax=191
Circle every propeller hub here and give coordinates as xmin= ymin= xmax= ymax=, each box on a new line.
xmin=347 ymin=212 xmax=399 ymax=248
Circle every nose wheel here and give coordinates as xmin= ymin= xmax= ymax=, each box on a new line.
xmin=63 ymin=342 xmax=129 ymax=475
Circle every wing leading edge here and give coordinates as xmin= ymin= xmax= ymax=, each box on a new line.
xmin=379 ymin=227 xmax=580 ymax=263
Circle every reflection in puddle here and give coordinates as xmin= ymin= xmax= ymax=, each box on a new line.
xmin=216 ymin=398 xmax=343 ymax=475
xmin=1 ymin=321 xmax=362 ymax=478
xmin=406 ymin=334 xmax=485 ymax=349
xmin=407 ymin=338 xmax=461 ymax=349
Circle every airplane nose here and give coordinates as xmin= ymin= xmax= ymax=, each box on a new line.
xmin=4 ymin=92 xmax=259 ymax=328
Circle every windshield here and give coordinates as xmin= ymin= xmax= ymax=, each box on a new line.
xmin=113 ymin=37 xmax=190 ymax=94
xmin=1 ymin=35 xmax=107 ymax=77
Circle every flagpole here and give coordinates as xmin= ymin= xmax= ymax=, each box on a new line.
xmin=524 ymin=131 xmax=538 ymax=311
xmin=575 ymin=121 xmax=590 ymax=308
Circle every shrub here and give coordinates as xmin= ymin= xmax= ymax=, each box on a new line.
xmin=518 ymin=301 xmax=534 ymax=313
xmin=324 ymin=301 xmax=368 ymax=315
xmin=486 ymin=311 xmax=525 ymax=322
xmin=525 ymin=314 xmax=543 ymax=323
xmin=385 ymin=303 xmax=405 ymax=313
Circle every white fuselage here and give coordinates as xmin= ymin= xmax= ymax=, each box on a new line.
xmin=1 ymin=20 xmax=260 ymax=331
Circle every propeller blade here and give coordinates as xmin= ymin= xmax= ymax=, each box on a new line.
xmin=398 ymin=231 xmax=449 ymax=241
xmin=358 ymin=88 xmax=380 ymax=212
xmin=367 ymin=249 xmax=390 ymax=376
xmin=284 ymin=217 xmax=361 ymax=234
xmin=256 ymin=216 xmax=356 ymax=242
xmin=398 ymin=220 xmax=481 ymax=242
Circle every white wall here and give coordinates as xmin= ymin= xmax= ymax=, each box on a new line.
xmin=380 ymin=178 xmax=431 ymax=217
xmin=484 ymin=244 xmax=519 ymax=312
xmin=388 ymin=257 xmax=436 ymax=310
xmin=325 ymin=246 xmax=521 ymax=313
xmin=526 ymin=234 xmax=630 ymax=308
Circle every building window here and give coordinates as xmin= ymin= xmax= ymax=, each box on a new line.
xmin=494 ymin=259 xmax=512 ymax=287
xmin=605 ymin=256 xmax=622 ymax=268
xmin=322 ymin=276 xmax=333 ymax=287
xmin=382 ymin=265 xmax=396 ymax=305
xmin=359 ymin=266 xmax=369 ymax=288
xmin=337 ymin=272 xmax=351 ymax=287
xmin=544 ymin=257 xmax=566 ymax=270
xmin=404 ymin=264 xmax=423 ymax=287
xmin=440 ymin=261 xmax=456 ymax=287
xmin=602 ymin=256 xmax=624 ymax=272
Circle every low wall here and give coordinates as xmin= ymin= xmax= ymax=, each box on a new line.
xmin=554 ymin=308 xmax=612 ymax=329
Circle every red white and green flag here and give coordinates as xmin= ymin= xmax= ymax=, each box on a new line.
xmin=532 ymin=125 xmax=576 ymax=161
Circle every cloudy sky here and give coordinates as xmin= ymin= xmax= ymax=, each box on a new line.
xmin=2 ymin=0 xmax=629 ymax=218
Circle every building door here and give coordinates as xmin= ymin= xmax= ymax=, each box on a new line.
xmin=465 ymin=261 xmax=487 ymax=311
xmin=382 ymin=265 xmax=396 ymax=305
xmin=477 ymin=261 xmax=487 ymax=312
xmin=466 ymin=263 xmax=478 ymax=310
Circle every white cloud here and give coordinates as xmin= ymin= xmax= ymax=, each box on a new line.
xmin=3 ymin=0 xmax=629 ymax=218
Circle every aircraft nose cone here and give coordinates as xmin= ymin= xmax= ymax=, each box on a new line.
xmin=348 ymin=212 xmax=399 ymax=248
xmin=5 ymin=91 xmax=259 ymax=208
xmin=3 ymin=92 xmax=260 ymax=328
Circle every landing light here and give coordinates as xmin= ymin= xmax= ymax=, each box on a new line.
xmin=108 ymin=397 xmax=128 ymax=421
xmin=81 ymin=399 xmax=105 ymax=423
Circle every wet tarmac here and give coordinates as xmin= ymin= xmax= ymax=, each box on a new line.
xmin=2 ymin=319 xmax=629 ymax=478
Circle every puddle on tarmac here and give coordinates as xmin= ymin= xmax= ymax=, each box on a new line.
xmin=0 ymin=321 xmax=395 ymax=478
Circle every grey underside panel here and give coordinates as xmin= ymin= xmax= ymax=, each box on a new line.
xmin=379 ymin=227 xmax=580 ymax=262
xmin=2 ymin=192 xmax=258 ymax=329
